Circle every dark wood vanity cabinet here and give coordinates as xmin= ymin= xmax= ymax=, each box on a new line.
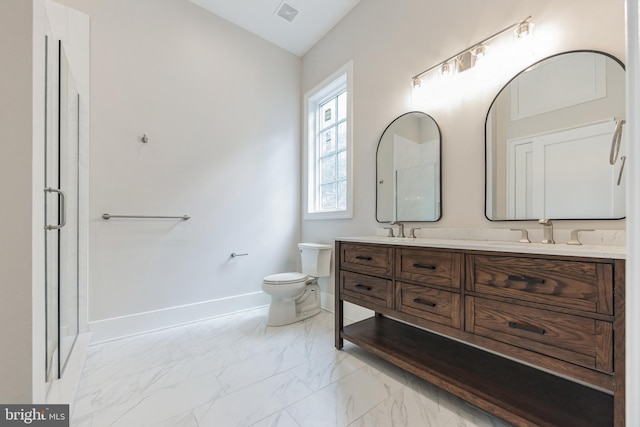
xmin=395 ymin=247 xmax=463 ymax=329
xmin=335 ymin=241 xmax=625 ymax=427
xmin=338 ymin=243 xmax=394 ymax=309
xmin=339 ymin=243 xmax=393 ymax=277
xmin=466 ymin=253 xmax=616 ymax=388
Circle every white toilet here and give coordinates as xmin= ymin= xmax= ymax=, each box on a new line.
xmin=261 ymin=243 xmax=332 ymax=326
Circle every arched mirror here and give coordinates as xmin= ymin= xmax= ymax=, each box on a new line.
xmin=376 ymin=112 xmax=442 ymax=222
xmin=485 ymin=51 xmax=626 ymax=220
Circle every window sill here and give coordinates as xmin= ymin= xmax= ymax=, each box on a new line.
xmin=304 ymin=210 xmax=353 ymax=220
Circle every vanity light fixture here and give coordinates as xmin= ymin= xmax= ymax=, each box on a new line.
xmin=440 ymin=61 xmax=453 ymax=75
xmin=472 ymin=44 xmax=487 ymax=60
xmin=411 ymin=16 xmax=533 ymax=84
xmin=515 ymin=20 xmax=533 ymax=38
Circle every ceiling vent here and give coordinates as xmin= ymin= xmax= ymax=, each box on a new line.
xmin=275 ymin=1 xmax=300 ymax=23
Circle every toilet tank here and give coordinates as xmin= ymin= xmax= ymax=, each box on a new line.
xmin=298 ymin=243 xmax=332 ymax=277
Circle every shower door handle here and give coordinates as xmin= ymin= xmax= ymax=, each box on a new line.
xmin=44 ymin=187 xmax=67 ymax=230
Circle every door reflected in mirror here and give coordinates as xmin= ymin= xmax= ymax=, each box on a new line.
xmin=485 ymin=51 xmax=626 ymax=220
xmin=376 ymin=112 xmax=441 ymax=222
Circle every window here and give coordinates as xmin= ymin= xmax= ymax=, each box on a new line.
xmin=304 ymin=62 xmax=353 ymax=219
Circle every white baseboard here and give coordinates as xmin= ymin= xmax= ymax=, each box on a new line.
xmin=88 ymin=292 xmax=270 ymax=343
xmin=320 ymin=292 xmax=373 ymax=322
xmin=320 ymin=291 xmax=335 ymax=312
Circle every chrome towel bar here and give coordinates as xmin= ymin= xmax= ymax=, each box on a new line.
xmin=102 ymin=214 xmax=190 ymax=220
xmin=231 ymin=252 xmax=248 ymax=257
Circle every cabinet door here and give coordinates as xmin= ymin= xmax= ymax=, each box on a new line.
xmin=340 ymin=243 xmax=393 ymax=277
xmin=397 ymin=282 xmax=461 ymax=328
xmin=466 ymin=297 xmax=613 ymax=373
xmin=396 ymin=248 xmax=461 ymax=288
xmin=469 ymin=254 xmax=613 ymax=314
xmin=340 ymin=271 xmax=393 ymax=309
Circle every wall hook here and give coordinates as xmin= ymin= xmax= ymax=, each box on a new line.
xmin=141 ymin=134 xmax=149 ymax=143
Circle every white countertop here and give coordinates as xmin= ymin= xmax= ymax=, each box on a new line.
xmin=335 ymin=236 xmax=626 ymax=259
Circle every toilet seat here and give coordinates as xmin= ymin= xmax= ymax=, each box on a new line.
xmin=263 ymin=272 xmax=308 ymax=285
xmin=261 ymin=242 xmax=330 ymax=326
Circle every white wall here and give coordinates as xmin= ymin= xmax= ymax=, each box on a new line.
xmin=32 ymin=0 xmax=47 ymax=403
xmin=301 ymin=0 xmax=626 ymax=295
xmin=0 ymin=0 xmax=47 ymax=403
xmin=0 ymin=0 xmax=35 ymax=404
xmin=625 ymin=1 xmax=639 ymax=425
xmin=57 ymin=0 xmax=302 ymax=341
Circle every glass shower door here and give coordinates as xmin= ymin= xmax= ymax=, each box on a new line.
xmin=45 ymin=40 xmax=79 ymax=380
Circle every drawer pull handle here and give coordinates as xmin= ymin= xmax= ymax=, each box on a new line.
xmin=413 ymin=263 xmax=436 ymax=270
xmin=413 ymin=298 xmax=437 ymax=308
xmin=355 ymin=284 xmax=372 ymax=291
xmin=356 ymin=256 xmax=373 ymax=261
xmin=508 ymin=322 xmax=546 ymax=335
xmin=507 ymin=275 xmax=545 ymax=285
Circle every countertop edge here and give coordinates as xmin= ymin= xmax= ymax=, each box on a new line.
xmin=334 ymin=236 xmax=626 ymax=259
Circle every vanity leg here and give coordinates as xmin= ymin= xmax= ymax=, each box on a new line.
xmin=613 ymin=259 xmax=625 ymax=426
xmin=335 ymin=242 xmax=344 ymax=350
xmin=335 ymin=297 xmax=344 ymax=349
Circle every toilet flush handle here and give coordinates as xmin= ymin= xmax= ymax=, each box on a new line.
xmin=231 ymin=252 xmax=249 ymax=258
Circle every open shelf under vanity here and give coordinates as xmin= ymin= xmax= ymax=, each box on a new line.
xmin=341 ymin=316 xmax=612 ymax=427
xmin=334 ymin=239 xmax=625 ymax=427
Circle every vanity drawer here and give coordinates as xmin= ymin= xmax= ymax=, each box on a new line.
xmin=468 ymin=255 xmax=613 ymax=314
xmin=340 ymin=270 xmax=392 ymax=308
xmin=466 ymin=297 xmax=613 ymax=373
xmin=340 ymin=243 xmax=393 ymax=277
xmin=397 ymin=282 xmax=461 ymax=328
xmin=396 ymin=248 xmax=461 ymax=289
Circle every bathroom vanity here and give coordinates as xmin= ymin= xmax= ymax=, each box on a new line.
xmin=334 ymin=237 xmax=625 ymax=427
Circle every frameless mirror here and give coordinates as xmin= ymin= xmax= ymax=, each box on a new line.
xmin=485 ymin=51 xmax=626 ymax=220
xmin=376 ymin=112 xmax=441 ymax=222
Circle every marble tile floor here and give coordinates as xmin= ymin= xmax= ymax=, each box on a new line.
xmin=72 ymin=308 xmax=512 ymax=427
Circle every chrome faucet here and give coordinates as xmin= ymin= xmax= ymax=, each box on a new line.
xmin=390 ymin=221 xmax=405 ymax=238
xmin=510 ymin=228 xmax=531 ymax=243
xmin=538 ymin=219 xmax=555 ymax=244
xmin=567 ymin=229 xmax=593 ymax=246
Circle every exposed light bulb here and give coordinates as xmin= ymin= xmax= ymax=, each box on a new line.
xmin=473 ymin=44 xmax=487 ymax=59
xmin=440 ymin=62 xmax=452 ymax=75
xmin=515 ymin=21 xmax=533 ymax=38
xmin=411 ymin=16 xmax=534 ymax=90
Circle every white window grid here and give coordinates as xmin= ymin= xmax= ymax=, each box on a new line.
xmin=314 ymin=90 xmax=347 ymax=212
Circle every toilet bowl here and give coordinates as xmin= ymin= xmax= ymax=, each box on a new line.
xmin=262 ymin=243 xmax=332 ymax=326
